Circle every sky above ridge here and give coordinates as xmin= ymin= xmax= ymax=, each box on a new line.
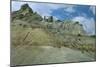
xmin=12 ymin=1 xmax=96 ymax=35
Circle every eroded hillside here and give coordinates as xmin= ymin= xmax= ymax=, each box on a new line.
xmin=11 ymin=4 xmax=96 ymax=66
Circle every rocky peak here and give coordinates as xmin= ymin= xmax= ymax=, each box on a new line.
xmin=19 ymin=4 xmax=33 ymax=15
xmin=12 ymin=4 xmax=43 ymax=21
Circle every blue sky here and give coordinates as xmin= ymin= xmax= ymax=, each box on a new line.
xmin=12 ymin=1 xmax=96 ymax=35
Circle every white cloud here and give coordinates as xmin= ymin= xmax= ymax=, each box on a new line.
xmin=90 ymin=6 xmax=96 ymax=15
xmin=64 ymin=7 xmax=75 ymax=13
xmin=72 ymin=16 xmax=95 ymax=35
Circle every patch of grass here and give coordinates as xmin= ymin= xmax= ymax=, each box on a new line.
xmin=11 ymin=26 xmax=55 ymax=47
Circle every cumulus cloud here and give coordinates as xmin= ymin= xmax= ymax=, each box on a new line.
xmin=90 ymin=6 xmax=96 ymax=15
xmin=64 ymin=6 xmax=75 ymax=13
xmin=72 ymin=16 xmax=95 ymax=35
